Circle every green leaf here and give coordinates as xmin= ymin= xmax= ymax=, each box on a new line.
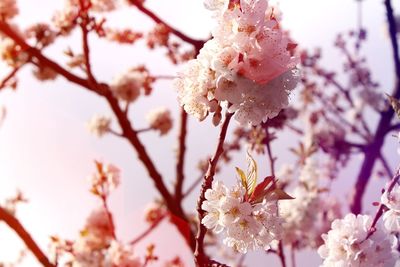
xmin=235 ymin=167 xmax=247 ymax=190
xmin=246 ymin=152 xmax=258 ymax=195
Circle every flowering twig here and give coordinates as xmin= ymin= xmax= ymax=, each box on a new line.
xmin=0 ymin=20 xmax=196 ymax=252
xmin=350 ymin=0 xmax=400 ymax=214
xmin=0 ymin=206 xmax=55 ymax=267
xmin=78 ymin=0 xmax=98 ymax=86
xmin=100 ymin=194 xmax=117 ymax=240
xmin=364 ymin=165 xmax=400 ymax=241
xmin=194 ymin=112 xmax=233 ymax=266
xmin=0 ymin=65 xmax=21 ymax=90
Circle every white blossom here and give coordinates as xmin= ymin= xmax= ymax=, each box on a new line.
xmin=201 ymin=180 xmax=283 ymax=253
xmin=87 ymin=115 xmax=111 ymax=137
xmin=89 ymin=162 xmax=121 ymax=194
xmin=111 ymin=69 xmax=146 ymax=103
xmin=146 ymin=107 xmax=173 ymax=135
xmin=106 ymin=241 xmax=142 ymax=267
xmin=381 ymin=183 xmax=400 ymax=232
xmin=318 ymin=214 xmax=398 ymax=267
xmin=175 ymin=0 xmax=299 ymax=126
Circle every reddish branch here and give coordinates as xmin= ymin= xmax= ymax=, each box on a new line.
xmin=0 ymin=19 xmax=196 ymax=252
xmin=0 ymin=66 xmax=21 ymax=89
xmin=194 ymin=112 xmax=233 ymax=266
xmin=264 ymin=126 xmax=286 ymax=267
xmin=364 ymin=165 xmax=400 ymax=241
xmin=350 ymin=0 xmax=400 ymax=214
xmin=175 ymin=109 xmax=188 ymax=202
xmin=127 ymin=0 xmax=205 ymax=52
xmin=0 ymin=206 xmax=55 ymax=267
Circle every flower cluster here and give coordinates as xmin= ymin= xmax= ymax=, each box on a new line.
xmin=89 ymin=161 xmax=120 ymax=197
xmin=58 ymin=209 xmax=142 ymax=267
xmin=52 ymin=0 xmax=116 ymax=34
xmin=144 ymin=202 xmax=166 ymax=224
xmin=0 ymin=0 xmax=18 ymax=20
xmin=381 ymin=183 xmax=400 ymax=232
xmin=201 ymin=154 xmax=290 ymax=253
xmin=87 ymin=114 xmax=111 ymax=137
xmin=111 ymin=66 xmax=154 ymax=102
xmin=25 ymin=23 xmax=56 ymax=48
xmin=280 ymin=158 xmax=341 ymax=249
xmin=175 ymin=0 xmax=299 ymax=126
xmin=106 ymin=241 xmax=142 ymax=267
xmin=318 ymin=214 xmax=399 ymax=267
xmin=0 ymin=27 xmax=28 ymax=68
xmin=146 ymin=107 xmax=173 ymax=136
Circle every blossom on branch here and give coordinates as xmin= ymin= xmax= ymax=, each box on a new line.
xmin=0 ymin=0 xmax=18 ymax=20
xmin=318 ymin=214 xmax=399 ymax=267
xmin=175 ymin=0 xmax=299 ymax=126
xmin=111 ymin=66 xmax=154 ymax=102
xmin=146 ymin=107 xmax=173 ymax=136
xmin=381 ymin=183 xmax=400 ymax=232
xmin=89 ymin=161 xmax=121 ymax=197
xmin=87 ymin=114 xmax=111 ymax=137
xmin=201 ymin=153 xmax=291 ymax=253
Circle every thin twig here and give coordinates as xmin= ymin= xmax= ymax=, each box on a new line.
xmin=194 ymin=112 xmax=233 ymax=266
xmin=127 ymin=0 xmax=205 ymax=51
xmin=0 ymin=66 xmax=21 ymax=89
xmin=265 ymin=125 xmax=286 ymax=267
xmin=363 ymin=165 xmax=400 ymax=241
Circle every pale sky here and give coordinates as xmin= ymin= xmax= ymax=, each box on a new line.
xmin=0 ymin=0 xmax=398 ymax=266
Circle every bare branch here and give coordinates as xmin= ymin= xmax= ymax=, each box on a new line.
xmin=0 ymin=206 xmax=55 ymax=267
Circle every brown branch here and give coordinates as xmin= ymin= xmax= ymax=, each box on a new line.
xmin=194 ymin=112 xmax=233 ymax=266
xmin=363 ymin=165 xmax=400 ymax=241
xmin=350 ymin=0 xmax=400 ymax=214
xmin=127 ymin=0 xmax=205 ymax=51
xmin=78 ymin=1 xmax=98 ymax=86
xmin=0 ymin=66 xmax=21 ymax=89
xmin=174 ymin=109 xmax=188 ymax=202
xmin=0 ymin=20 xmax=196 ymax=252
xmin=0 ymin=207 xmax=55 ymax=267
xmin=0 ymin=21 xmax=95 ymax=94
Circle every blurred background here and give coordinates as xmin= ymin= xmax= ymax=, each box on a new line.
xmin=0 ymin=0 xmax=399 ymax=266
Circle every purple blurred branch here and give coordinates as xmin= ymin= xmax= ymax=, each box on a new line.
xmin=350 ymin=0 xmax=400 ymax=214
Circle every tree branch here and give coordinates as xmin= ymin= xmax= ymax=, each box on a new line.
xmin=174 ymin=109 xmax=188 ymax=202
xmin=349 ymin=0 xmax=400 ymax=214
xmin=194 ymin=112 xmax=233 ymax=266
xmin=127 ymin=0 xmax=205 ymax=52
xmin=0 ymin=20 xmax=196 ymax=252
xmin=0 ymin=207 xmax=55 ymax=267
